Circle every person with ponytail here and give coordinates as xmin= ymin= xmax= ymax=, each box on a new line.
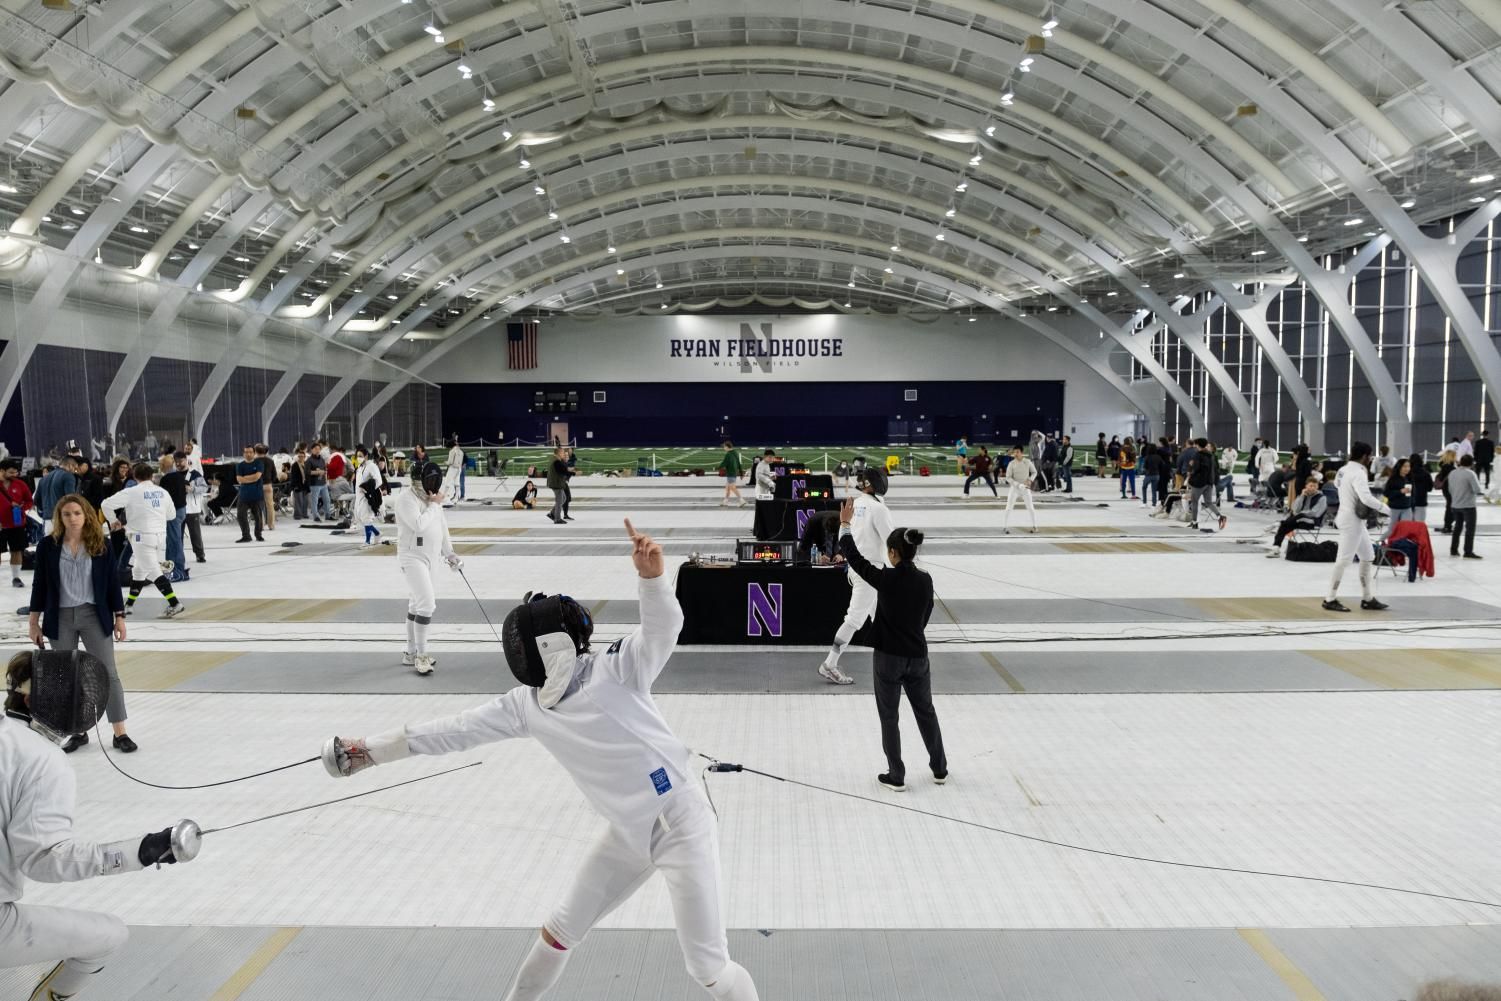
xmin=836 ymin=498 xmax=947 ymax=792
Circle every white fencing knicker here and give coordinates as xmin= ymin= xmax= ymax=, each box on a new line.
xmin=825 ymin=574 xmax=877 ymax=669
xmin=1326 ymin=522 xmax=1379 ymax=603
xmin=128 ymin=531 xmax=164 ymax=582
xmin=402 ymin=558 xmax=438 ymax=655
xmin=0 ymin=902 xmax=128 ymax=998
xmin=1004 ymin=483 xmax=1037 ymax=531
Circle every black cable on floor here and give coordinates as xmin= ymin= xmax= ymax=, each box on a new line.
xmin=696 ymin=753 xmax=1501 ymax=911
xmin=94 ymin=721 xmax=320 ymax=789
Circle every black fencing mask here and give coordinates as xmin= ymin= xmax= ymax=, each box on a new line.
xmin=7 ymin=649 xmax=110 ymax=742
xmin=502 ymin=593 xmax=593 ymax=708
xmin=858 ymin=466 xmax=889 ymax=497
xmin=418 ymin=461 xmax=444 ymax=496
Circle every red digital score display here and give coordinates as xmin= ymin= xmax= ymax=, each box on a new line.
xmin=752 ymin=545 xmax=784 ymax=561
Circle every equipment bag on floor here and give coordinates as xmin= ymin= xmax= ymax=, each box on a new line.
xmin=1285 ymin=539 xmax=1338 ymax=562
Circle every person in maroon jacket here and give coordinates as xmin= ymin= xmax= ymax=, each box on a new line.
xmin=962 ymin=446 xmax=998 ymax=497
xmin=0 ymin=461 xmax=33 ymax=589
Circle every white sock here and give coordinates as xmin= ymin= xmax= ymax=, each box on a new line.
xmin=503 ymin=934 xmax=571 ymax=1001
xmin=413 ymin=617 xmax=430 ymax=655
xmin=405 ymin=616 xmax=417 ymax=653
xmin=705 ymin=961 xmax=760 ymax=1001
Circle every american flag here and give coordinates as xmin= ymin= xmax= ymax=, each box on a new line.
xmin=507 ymin=321 xmax=538 ymax=370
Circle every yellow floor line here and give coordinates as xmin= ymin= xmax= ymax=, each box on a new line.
xmin=1307 ymin=649 xmax=1501 ymax=690
xmin=980 ymin=652 xmax=1026 ymax=692
xmin=1237 ymin=928 xmax=1328 ymax=1001
xmin=207 ymin=926 xmax=301 ymax=1001
xmin=115 ymin=650 xmax=243 ymax=690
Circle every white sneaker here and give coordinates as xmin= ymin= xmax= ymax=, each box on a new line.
xmin=818 ymin=662 xmax=854 ymax=685
xmin=159 ymin=604 xmax=186 ymax=619
xmin=737 ymin=499 xmax=747 ymax=508
xmin=719 ymin=499 xmax=729 ymax=507
xmin=1265 ymin=549 xmax=1280 ymax=559
xmin=159 ymin=560 xmax=174 ymax=576
xmin=414 ymin=655 xmax=435 ymax=676
xmin=401 ymin=651 xmax=415 ymax=666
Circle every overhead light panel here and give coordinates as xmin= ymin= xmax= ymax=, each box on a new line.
xmin=1041 ymin=18 xmax=1058 ymax=30
xmin=519 ymin=159 xmax=530 ymax=169
xmin=559 ymin=234 xmax=571 ymax=243
xmin=0 ymin=181 xmax=18 ymax=194
xmin=484 ymin=99 xmax=496 ymax=110
xmin=890 ymin=245 xmax=900 ymax=252
xmin=1399 ymin=198 xmax=1415 ymax=209
xmin=1250 ymin=249 xmax=1267 ymax=256
xmin=1344 ymin=217 xmax=1363 ymax=226
xmin=607 ymin=245 xmax=617 ymax=253
xmin=955 ymin=183 xmax=967 ymax=192
xmin=70 ymin=206 xmax=85 ymax=215
xmin=129 ymin=224 xmax=148 ymax=233
xmin=534 ymin=186 xmax=545 ymax=195
xmin=548 ymin=211 xmax=558 ymax=220
xmin=424 ymin=23 xmax=443 ymax=35
xmin=984 ymin=126 xmax=995 ymax=136
xmin=1470 ymin=174 xmax=1495 ymax=184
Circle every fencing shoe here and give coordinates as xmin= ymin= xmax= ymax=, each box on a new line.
xmin=818 ymin=662 xmax=854 ymax=685
xmin=414 ymin=655 xmax=436 ymax=676
xmin=1360 ymin=598 xmax=1389 ymax=611
xmin=401 ymin=651 xmax=415 ymax=667
xmin=1321 ymin=599 xmax=1350 ymax=612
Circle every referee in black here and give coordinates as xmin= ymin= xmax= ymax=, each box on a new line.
xmin=836 ymin=498 xmax=947 ymax=791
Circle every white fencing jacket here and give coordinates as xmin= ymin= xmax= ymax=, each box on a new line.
xmin=1333 ymin=461 xmax=1387 ymax=532
xmin=404 ymin=576 xmax=691 ymax=856
xmin=847 ymin=493 xmax=894 ymax=576
xmin=395 ymin=487 xmax=455 ymax=568
xmin=1 ymin=716 xmax=141 ymax=903
xmin=101 ymin=481 xmax=175 ymax=537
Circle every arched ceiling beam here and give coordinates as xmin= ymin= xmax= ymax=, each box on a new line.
xmin=348 ymin=238 xmax=1171 ymax=440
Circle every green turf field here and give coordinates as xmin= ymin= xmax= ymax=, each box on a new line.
xmin=435 ymin=444 xmax=973 ymax=474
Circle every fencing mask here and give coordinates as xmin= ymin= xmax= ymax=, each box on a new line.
xmin=503 ymin=593 xmax=593 ymax=709
xmin=858 ymin=466 xmax=888 ymax=497
xmin=417 ymin=461 xmax=444 ymax=497
xmin=5 ymin=649 xmax=110 ymax=742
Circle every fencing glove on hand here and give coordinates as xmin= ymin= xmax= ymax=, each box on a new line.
xmin=445 ymin=555 xmax=464 ymax=572
xmin=322 ymin=729 xmax=410 ymax=778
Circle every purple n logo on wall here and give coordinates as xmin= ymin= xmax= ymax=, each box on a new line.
xmin=795 ymin=507 xmax=815 ymax=539
xmin=747 ymin=583 xmax=784 ymax=637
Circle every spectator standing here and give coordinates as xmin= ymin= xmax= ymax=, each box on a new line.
xmin=953 ymin=437 xmax=968 ymax=476
xmin=73 ymin=457 xmax=105 ymax=513
xmin=305 ymin=442 xmax=330 ymax=522
xmin=234 ymin=445 xmax=265 ymax=543
xmin=1408 ymin=453 xmax=1434 ymax=523
xmin=1141 ymin=445 xmax=1164 ymax=508
xmin=719 ymin=441 xmax=746 ymax=507
xmin=27 ymin=494 xmax=134 ymax=754
xmin=1373 ymin=445 xmax=1396 ymax=485
xmin=288 ymin=446 xmax=309 ymax=520
xmin=835 ymin=501 xmax=946 ymax=792
xmin=546 ymin=446 xmax=570 ymax=525
xmin=562 ymin=448 xmax=576 ymax=520
xmin=1118 ymin=437 xmax=1137 ymax=499
xmin=35 ymin=456 xmax=78 ymax=533
xmin=1435 ymin=449 xmax=1458 ymax=534
xmin=1186 ymin=438 xmax=1228 ymax=530
xmin=1094 ymin=432 xmax=1107 ymax=477
xmin=962 ymin=446 xmax=997 ymax=497
xmin=1447 ymin=455 xmax=1481 ymax=559
xmin=255 ymin=444 xmax=279 ymax=532
xmin=1106 ymin=435 xmax=1122 ymax=476
xmin=1040 ymin=435 xmax=1059 ymax=492
xmin=1058 ymin=435 xmax=1074 ymax=493
xmin=1247 ymin=438 xmax=1263 ymax=485
xmin=103 ymin=459 xmax=133 ymax=577
xmin=1 ymin=461 xmax=33 ymax=588
xmin=179 ymin=451 xmax=207 ymax=564
xmin=1217 ymin=444 xmax=1239 ymax=505
xmin=1475 ymin=429 xmax=1494 ymax=488
xmin=158 ymin=453 xmax=189 ymax=580
xmin=1383 ymin=459 xmax=1416 ymax=523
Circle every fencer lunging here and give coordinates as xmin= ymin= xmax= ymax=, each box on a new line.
xmin=100 ymin=462 xmax=184 ymax=619
xmin=1324 ymin=441 xmax=1391 ymax=613
xmin=818 ymin=466 xmax=895 ymax=685
xmin=396 ymin=462 xmax=462 ymax=674
xmin=324 ymin=520 xmax=760 ymax=1001
xmin=1003 ymin=446 xmax=1038 ymax=534
xmin=3 ymin=650 xmax=196 ymax=1001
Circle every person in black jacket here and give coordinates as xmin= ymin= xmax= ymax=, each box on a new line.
xmin=1383 ymin=458 xmax=1416 ymax=523
xmin=836 ymin=498 xmax=946 ymax=792
xmin=26 ymin=494 xmax=134 ymax=754
xmin=1407 ymin=452 xmax=1434 ymax=524
xmin=1476 ymin=430 xmax=1494 ymax=488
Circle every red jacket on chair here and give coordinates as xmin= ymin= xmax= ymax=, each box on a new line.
xmin=1386 ymin=520 xmax=1435 ymax=578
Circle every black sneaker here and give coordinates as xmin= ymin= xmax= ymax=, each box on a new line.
xmin=877 ymin=773 xmax=906 ymax=792
xmin=932 ymin=770 xmax=949 ymax=785
xmin=235 ymin=537 xmax=252 ymax=544
xmin=62 ymin=732 xmax=88 ymax=754
xmin=255 ymin=535 xmax=265 ymax=542
xmin=113 ymin=734 xmax=138 ymax=753
xmin=1321 ymin=599 xmax=1351 ymax=613
xmin=196 ymin=556 xmax=206 ymax=564
xmin=564 ymin=516 xmax=576 ymax=521
xmin=1360 ymin=598 xmax=1389 ymax=611
xmin=1464 ymin=553 xmax=1483 ymax=560
xmin=10 ymin=578 xmax=21 ymax=588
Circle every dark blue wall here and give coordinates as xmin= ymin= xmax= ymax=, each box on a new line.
xmin=441 ymin=380 xmax=1063 ymax=445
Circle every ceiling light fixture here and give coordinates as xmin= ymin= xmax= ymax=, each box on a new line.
xmin=483 ymin=99 xmax=496 ymax=110
xmin=1042 ymin=18 xmax=1058 ymax=30
xmin=968 ymin=316 xmax=977 ymax=322
xmin=1344 ymin=217 xmax=1363 ymax=226
xmin=129 ymin=224 xmax=148 ymax=233
xmin=656 ymin=282 xmax=664 ymax=289
xmin=1000 ymin=92 xmax=1014 ymax=105
xmin=519 ymin=159 xmax=530 ymax=169
xmin=883 ymin=267 xmax=894 ymax=273
xmin=1399 ymin=198 xmax=1415 ymax=209
xmin=1471 ymin=173 xmax=1495 ymax=184
xmin=1019 ymin=58 xmax=1034 ymax=72
xmin=534 ymin=186 xmax=545 ymax=195
xmin=559 ymin=234 xmax=571 ymax=243
xmin=847 ymin=281 xmax=856 ymax=288
xmin=984 ymin=126 xmax=995 ymax=136
xmin=1297 ymin=235 xmax=1309 ymax=243
xmin=607 ymin=245 xmax=617 ymax=254
xmin=935 ymin=233 xmax=946 ymax=241
xmin=890 ymin=245 xmax=900 ymax=252
xmin=1106 ymin=291 xmax=1118 ymax=297
xmin=955 ymin=183 xmax=967 ymax=192
xmin=1173 ymin=272 xmax=1185 ymax=278
xmin=70 ymin=206 xmax=85 ymax=215
xmin=548 ymin=211 xmax=558 ymax=220
xmin=945 ymin=208 xmax=956 ymax=217
xmin=616 ymin=268 xmax=625 ymax=275
xmin=969 ymin=155 xmax=982 ymax=166
xmin=386 ymin=294 xmax=399 ymax=300
xmin=424 ymin=23 xmax=442 ymax=35
xmin=0 ymin=181 xmax=16 ymax=194
xmin=1250 ymin=249 xmax=1267 ymax=256
xmin=1471 ymin=195 xmax=1487 ymax=203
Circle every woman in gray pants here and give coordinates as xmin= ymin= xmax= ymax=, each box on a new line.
xmin=27 ymin=493 xmax=135 ymax=754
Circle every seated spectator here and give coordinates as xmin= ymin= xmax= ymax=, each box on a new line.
xmin=512 ymin=480 xmax=539 ymax=510
xmin=1267 ymin=476 xmax=1328 ymax=558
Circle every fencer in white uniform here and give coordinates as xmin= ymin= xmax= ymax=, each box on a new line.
xmin=100 ymin=462 xmax=184 ymax=618
xmin=396 ymin=462 xmax=461 ymax=674
xmin=1323 ymin=442 xmax=1391 ymax=612
xmin=353 ymin=448 xmax=385 ymax=547
xmin=443 ymin=436 xmax=465 ymax=506
xmin=818 ymin=467 xmax=894 ymax=685
xmin=2 ymin=649 xmax=196 ymax=1001
xmin=1003 ymin=448 xmax=1039 ymax=533
xmin=323 ymin=520 xmax=760 ymax=1001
